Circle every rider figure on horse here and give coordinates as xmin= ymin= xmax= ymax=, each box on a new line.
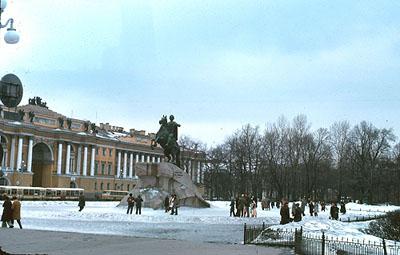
xmin=151 ymin=115 xmax=181 ymax=167
xmin=166 ymin=115 xmax=180 ymax=148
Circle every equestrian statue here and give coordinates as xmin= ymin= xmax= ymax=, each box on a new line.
xmin=151 ymin=115 xmax=181 ymax=167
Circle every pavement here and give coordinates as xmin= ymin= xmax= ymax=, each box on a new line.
xmin=0 ymin=229 xmax=294 ymax=255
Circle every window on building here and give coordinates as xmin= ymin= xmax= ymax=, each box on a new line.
xmin=94 ymin=182 xmax=97 ymax=190
xmin=107 ymin=183 xmax=110 ymax=190
xmin=96 ymin=147 xmax=99 ymax=155
xmin=114 ymin=183 xmax=117 ymax=190
xmin=121 ymin=184 xmax=124 ymax=190
xmin=108 ymin=164 xmax=112 ymax=175
xmin=95 ymin=161 xmax=99 ymax=175
xmin=100 ymin=183 xmax=104 ymax=190
xmin=127 ymin=184 xmax=130 ymax=191
xmin=109 ymin=149 xmax=112 ymax=157
xmin=101 ymin=163 xmax=105 ymax=175
xmin=103 ymin=148 xmax=106 ymax=156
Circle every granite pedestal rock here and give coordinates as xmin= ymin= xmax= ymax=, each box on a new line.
xmin=119 ymin=162 xmax=209 ymax=209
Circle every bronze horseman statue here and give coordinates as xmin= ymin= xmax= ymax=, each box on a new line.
xmin=151 ymin=115 xmax=181 ymax=167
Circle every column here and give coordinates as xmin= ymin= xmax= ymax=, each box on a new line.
xmin=197 ymin=161 xmax=201 ymax=183
xmin=57 ymin=142 xmax=63 ymax=175
xmin=157 ymin=157 xmax=161 ymax=163
xmin=129 ymin=153 xmax=133 ymax=178
xmin=141 ymin=154 xmax=144 ymax=163
xmin=82 ymin=146 xmax=88 ymax=176
xmin=147 ymin=155 xmax=150 ymax=163
xmin=117 ymin=151 xmax=121 ymax=177
xmin=76 ymin=145 xmax=82 ymax=175
xmin=135 ymin=154 xmax=139 ymax=163
xmin=9 ymin=136 xmax=16 ymax=171
xmin=27 ymin=138 xmax=33 ymax=173
xmin=90 ymin=147 xmax=95 ymax=176
xmin=200 ymin=162 xmax=203 ymax=183
xmin=123 ymin=152 xmax=127 ymax=178
xmin=65 ymin=143 xmax=71 ymax=175
xmin=188 ymin=160 xmax=193 ymax=180
xmin=16 ymin=136 xmax=23 ymax=171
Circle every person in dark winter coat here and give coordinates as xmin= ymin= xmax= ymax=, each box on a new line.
xmin=11 ymin=196 xmax=22 ymax=229
xmin=293 ymin=203 xmax=302 ymax=222
xmin=238 ymin=194 xmax=245 ymax=217
xmin=301 ymin=198 xmax=307 ymax=216
xmin=321 ymin=201 xmax=326 ymax=212
xmin=340 ymin=201 xmax=346 ymax=214
xmin=229 ymin=199 xmax=235 ymax=217
xmin=309 ymin=201 xmax=314 ymax=216
xmin=127 ymin=194 xmax=135 ymax=214
xmin=78 ymin=195 xmax=85 ymax=212
xmin=135 ymin=195 xmax=143 ymax=215
xmin=244 ymin=194 xmax=250 ymax=217
xmin=164 ymin=196 xmax=170 ymax=213
xmin=330 ymin=203 xmax=339 ymax=220
xmin=1 ymin=194 xmax=13 ymax=228
xmin=280 ymin=201 xmax=290 ymax=225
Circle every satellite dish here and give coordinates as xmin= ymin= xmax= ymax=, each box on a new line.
xmin=0 ymin=73 xmax=23 ymax=108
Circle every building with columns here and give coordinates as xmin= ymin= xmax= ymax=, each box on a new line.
xmin=0 ymin=101 xmax=205 ymax=198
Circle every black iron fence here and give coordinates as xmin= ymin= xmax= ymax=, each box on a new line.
xmin=244 ymin=225 xmax=400 ymax=255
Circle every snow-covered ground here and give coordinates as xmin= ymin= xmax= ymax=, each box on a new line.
xmin=18 ymin=200 xmax=400 ymax=245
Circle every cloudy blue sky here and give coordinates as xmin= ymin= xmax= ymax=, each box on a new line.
xmin=1 ymin=0 xmax=400 ymax=145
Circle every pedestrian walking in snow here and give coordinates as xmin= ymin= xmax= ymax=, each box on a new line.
xmin=135 ymin=195 xmax=143 ymax=215
xmin=235 ymin=196 xmax=240 ymax=216
xmin=314 ymin=202 xmax=319 ymax=216
xmin=1 ymin=194 xmax=13 ymax=228
xmin=238 ymin=194 xmax=245 ymax=217
xmin=293 ymin=203 xmax=302 ymax=222
xmin=170 ymin=194 xmax=179 ymax=215
xmin=321 ymin=201 xmax=326 ymax=212
xmin=340 ymin=201 xmax=346 ymax=214
xmin=330 ymin=203 xmax=339 ymax=220
xmin=291 ymin=201 xmax=296 ymax=217
xmin=127 ymin=194 xmax=135 ymax=214
xmin=78 ymin=195 xmax=85 ymax=212
xmin=301 ymin=197 xmax=307 ymax=216
xmin=280 ymin=201 xmax=290 ymax=225
xmin=11 ymin=196 xmax=22 ymax=229
xmin=309 ymin=201 xmax=314 ymax=216
xmin=244 ymin=194 xmax=250 ymax=217
xmin=261 ymin=197 xmax=268 ymax=210
xmin=164 ymin=196 xmax=170 ymax=213
xmin=250 ymin=198 xmax=257 ymax=217
xmin=229 ymin=199 xmax=235 ymax=217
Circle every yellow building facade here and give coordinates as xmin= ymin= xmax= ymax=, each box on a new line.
xmin=0 ymin=102 xmax=204 ymax=198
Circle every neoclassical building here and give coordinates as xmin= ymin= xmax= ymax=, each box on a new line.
xmin=0 ymin=100 xmax=205 ymax=197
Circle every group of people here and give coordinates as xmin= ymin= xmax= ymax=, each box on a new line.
xmin=164 ymin=194 xmax=179 ymax=215
xmin=1 ymin=194 xmax=22 ymax=229
xmin=230 ymin=194 xmax=258 ymax=217
xmin=126 ymin=194 xmax=144 ymax=215
xmin=261 ymin=199 xmax=281 ymax=210
xmin=279 ymin=198 xmax=347 ymax=224
xmin=329 ymin=201 xmax=346 ymax=220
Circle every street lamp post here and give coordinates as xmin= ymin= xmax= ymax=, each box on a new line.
xmin=0 ymin=0 xmax=20 ymax=44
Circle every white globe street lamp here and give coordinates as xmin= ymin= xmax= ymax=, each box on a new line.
xmin=0 ymin=0 xmax=20 ymax=44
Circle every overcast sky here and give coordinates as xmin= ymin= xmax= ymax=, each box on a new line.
xmin=1 ymin=0 xmax=400 ymax=146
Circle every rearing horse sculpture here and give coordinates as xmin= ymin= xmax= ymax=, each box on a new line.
xmin=151 ymin=115 xmax=181 ymax=167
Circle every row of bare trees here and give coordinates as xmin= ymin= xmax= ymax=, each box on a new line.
xmin=202 ymin=115 xmax=400 ymax=204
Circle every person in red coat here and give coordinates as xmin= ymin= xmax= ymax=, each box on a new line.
xmin=1 ymin=194 xmax=13 ymax=228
